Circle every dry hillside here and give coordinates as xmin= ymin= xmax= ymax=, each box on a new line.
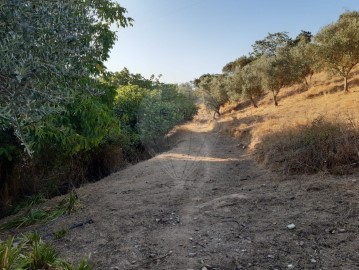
xmin=219 ymin=68 xmax=359 ymax=174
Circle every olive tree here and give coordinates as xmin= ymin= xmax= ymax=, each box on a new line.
xmin=259 ymin=48 xmax=302 ymax=106
xmin=226 ymin=68 xmax=243 ymax=102
xmin=0 ymin=0 xmax=132 ymax=154
xmin=240 ymin=62 xmax=264 ymax=108
xmin=222 ymin=55 xmax=254 ymax=74
xmin=251 ymin=32 xmax=291 ymax=57
xmin=195 ymin=74 xmax=229 ymax=118
xmin=315 ymin=11 xmax=359 ymax=92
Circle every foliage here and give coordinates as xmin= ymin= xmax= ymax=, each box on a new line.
xmin=114 ymin=85 xmax=148 ymax=130
xmin=226 ymin=69 xmax=243 ymax=102
xmin=112 ymin=85 xmax=148 ymax=155
xmin=240 ymin=63 xmax=264 ymax=108
xmin=0 ymin=234 xmax=92 ymax=270
xmin=106 ymin=68 xmax=162 ymax=90
xmin=259 ymin=46 xmax=304 ymax=106
xmin=110 ymin=72 xmax=197 ymax=158
xmin=222 ymin=55 xmax=254 ymax=74
xmin=251 ymin=32 xmax=291 ymax=57
xmin=195 ymin=74 xmax=229 ymax=116
xmin=177 ymin=82 xmax=196 ymax=100
xmin=290 ymin=30 xmax=313 ymax=46
xmin=1 ymin=191 xmax=81 ymax=230
xmin=27 ymin=92 xmax=119 ymax=157
xmin=53 ymin=229 xmax=68 ymax=240
xmin=0 ymin=237 xmax=21 ymax=269
xmin=315 ymin=11 xmax=359 ymax=91
xmin=138 ymin=88 xmax=197 ymax=147
xmin=0 ymin=0 xmax=132 ymax=155
xmin=289 ymin=40 xmax=317 ymax=87
xmin=11 ymin=194 xmax=47 ymax=215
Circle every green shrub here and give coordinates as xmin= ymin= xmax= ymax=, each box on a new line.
xmin=138 ymin=88 xmax=197 ymax=148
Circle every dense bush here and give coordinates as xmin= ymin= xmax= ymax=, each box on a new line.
xmin=138 ymin=88 xmax=197 ymax=148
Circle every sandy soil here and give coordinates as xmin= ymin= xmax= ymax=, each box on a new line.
xmin=5 ymin=119 xmax=359 ymax=270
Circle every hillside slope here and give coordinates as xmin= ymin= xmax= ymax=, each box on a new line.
xmin=220 ymin=69 xmax=359 ymax=174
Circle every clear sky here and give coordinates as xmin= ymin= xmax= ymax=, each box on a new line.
xmin=106 ymin=0 xmax=359 ymax=83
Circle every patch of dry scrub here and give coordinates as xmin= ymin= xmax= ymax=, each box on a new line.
xmin=254 ymin=117 xmax=359 ymax=174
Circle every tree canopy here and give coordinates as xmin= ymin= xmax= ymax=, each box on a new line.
xmin=315 ymin=11 xmax=359 ymax=91
xmin=0 ymin=0 xmax=132 ymax=154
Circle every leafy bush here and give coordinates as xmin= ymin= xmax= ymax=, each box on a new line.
xmin=138 ymin=88 xmax=197 ymax=148
xmin=113 ymin=85 xmax=148 ymax=153
xmin=0 ymin=0 xmax=131 ymax=155
xmin=113 ymin=82 xmax=197 ymax=157
xmin=26 ymin=94 xmax=119 ymax=157
xmin=255 ymin=117 xmax=359 ymax=174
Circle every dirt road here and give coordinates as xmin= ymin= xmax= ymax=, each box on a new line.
xmin=26 ymin=120 xmax=359 ymax=269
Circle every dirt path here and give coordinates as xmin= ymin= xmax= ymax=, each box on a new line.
xmin=15 ymin=120 xmax=359 ymax=269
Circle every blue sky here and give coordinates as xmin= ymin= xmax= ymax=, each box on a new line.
xmin=106 ymin=0 xmax=359 ymax=83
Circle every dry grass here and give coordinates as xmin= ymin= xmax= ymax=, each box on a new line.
xmin=219 ymin=66 xmax=359 ymax=174
xmin=255 ymin=117 xmax=359 ymax=174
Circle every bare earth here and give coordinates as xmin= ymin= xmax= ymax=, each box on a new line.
xmin=8 ymin=120 xmax=359 ymax=270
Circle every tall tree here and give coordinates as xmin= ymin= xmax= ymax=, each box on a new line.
xmin=289 ymin=40 xmax=317 ymax=88
xmin=315 ymin=11 xmax=359 ymax=92
xmin=195 ymin=75 xmax=229 ymax=118
xmin=251 ymin=32 xmax=291 ymax=57
xmin=107 ymin=68 xmax=161 ymax=90
xmin=240 ymin=63 xmax=264 ymax=108
xmin=226 ymin=68 xmax=243 ymax=102
xmin=259 ymin=48 xmax=302 ymax=106
xmin=0 ymin=0 xmax=132 ymax=154
xmin=222 ymin=56 xmax=254 ymax=74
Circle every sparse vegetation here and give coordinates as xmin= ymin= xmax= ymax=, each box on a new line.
xmin=53 ymin=229 xmax=69 ymax=240
xmin=1 ymin=191 xmax=81 ymax=230
xmin=254 ymin=117 xmax=359 ymax=174
xmin=11 ymin=194 xmax=47 ymax=215
xmin=0 ymin=233 xmax=92 ymax=270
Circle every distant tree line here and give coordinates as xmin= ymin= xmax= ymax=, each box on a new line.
xmin=194 ymin=11 xmax=359 ymax=113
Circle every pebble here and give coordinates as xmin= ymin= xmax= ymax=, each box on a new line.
xmin=267 ymin=255 xmax=274 ymax=258
xmin=202 ymin=267 xmax=208 ymax=270
xmin=287 ymin=223 xmax=296 ymax=230
xmin=310 ymin=258 xmax=317 ymax=263
xmin=188 ymin=252 xmax=197 ymax=257
xmin=288 ymin=264 xmax=294 ymax=268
